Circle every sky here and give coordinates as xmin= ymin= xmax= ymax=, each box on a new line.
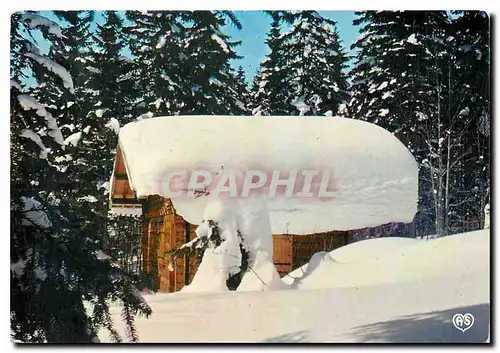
xmin=29 ymin=11 xmax=361 ymax=86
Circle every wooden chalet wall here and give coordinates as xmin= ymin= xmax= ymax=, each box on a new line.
xmin=142 ymin=195 xmax=199 ymax=292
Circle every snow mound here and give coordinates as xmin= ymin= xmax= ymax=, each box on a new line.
xmin=286 ymin=251 xmax=338 ymax=286
xmin=64 ymin=131 xmax=82 ymax=147
xmin=20 ymin=129 xmax=48 ymax=159
xmin=238 ymin=250 xmax=288 ymax=292
xmin=293 ymin=230 xmax=489 ymax=290
xmin=182 ymin=197 xmax=283 ymax=293
xmin=283 ymin=238 xmax=418 ymax=285
xmin=181 ymin=249 xmax=230 ymax=294
xmin=330 ymin=237 xmax=419 ymax=263
xmin=236 ymin=197 xmax=273 ymax=259
xmin=17 ymin=94 xmax=64 ymax=146
xmin=119 ymin=116 xmax=418 ymax=234
xmin=105 ymin=118 xmax=120 ymax=134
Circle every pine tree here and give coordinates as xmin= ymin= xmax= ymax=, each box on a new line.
xmin=230 ymin=66 xmax=252 ymax=114
xmin=123 ymin=11 xmax=248 ymax=117
xmin=349 ymin=11 xmax=447 ymax=149
xmin=11 ymin=11 xmax=151 ymax=343
xmin=444 ymin=11 xmax=490 ymax=231
xmin=89 ymin=11 xmax=135 ymax=123
xmin=123 ymin=10 xmax=187 ymax=118
xmin=349 ymin=11 xmax=490 ymax=237
xmin=176 ymin=11 xmax=248 ymax=115
xmin=253 ymin=11 xmax=349 ymax=116
xmin=252 ymin=11 xmax=288 ymax=115
xmin=84 ymin=11 xmax=138 ymax=258
xmin=350 ymin=11 xmax=441 ymax=236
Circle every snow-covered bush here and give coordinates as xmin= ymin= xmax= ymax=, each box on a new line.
xmin=171 ymin=198 xmax=283 ymax=293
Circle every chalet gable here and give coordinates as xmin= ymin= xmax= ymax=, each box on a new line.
xmin=109 ymin=145 xmax=142 ymax=212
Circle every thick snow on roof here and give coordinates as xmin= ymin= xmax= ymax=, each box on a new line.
xmin=118 ymin=116 xmax=418 ymax=234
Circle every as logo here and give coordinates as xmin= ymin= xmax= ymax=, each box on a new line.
xmin=452 ymin=313 xmax=475 ymax=332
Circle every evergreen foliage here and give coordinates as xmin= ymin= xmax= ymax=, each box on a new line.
xmin=253 ymin=11 xmax=349 ymax=116
xmin=349 ymin=11 xmax=490 ymax=236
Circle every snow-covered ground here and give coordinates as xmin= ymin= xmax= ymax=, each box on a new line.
xmin=98 ymin=229 xmax=490 ymax=343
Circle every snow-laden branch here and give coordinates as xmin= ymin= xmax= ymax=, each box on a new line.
xmin=25 ymin=53 xmax=74 ymax=93
xmin=20 ymin=12 xmax=64 ymax=38
xmin=20 ymin=129 xmax=48 ymax=159
xmin=19 ymin=196 xmax=52 ymax=228
xmin=10 ymin=79 xmax=23 ymax=91
xmin=64 ymin=132 xmax=82 ymax=147
xmin=17 ymin=94 xmax=65 ymax=146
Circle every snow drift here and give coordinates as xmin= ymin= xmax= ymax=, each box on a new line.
xmin=290 ymin=230 xmax=489 ymax=290
xmin=118 ymin=116 xmax=418 ymax=234
xmin=98 ymin=229 xmax=490 ymax=343
xmin=283 ymin=237 xmax=419 ymax=284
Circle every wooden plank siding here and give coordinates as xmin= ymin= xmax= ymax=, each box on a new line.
xmin=141 ymin=196 xmax=201 ymax=292
xmin=273 ymin=235 xmax=293 ymax=277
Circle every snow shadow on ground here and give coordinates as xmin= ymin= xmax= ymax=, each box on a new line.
xmin=262 ymin=330 xmax=310 ymax=343
xmin=347 ymin=303 xmax=490 ymax=343
xmin=261 ymin=303 xmax=489 ymax=343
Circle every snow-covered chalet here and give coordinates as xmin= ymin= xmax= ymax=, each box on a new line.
xmin=109 ymin=115 xmax=419 ymax=293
